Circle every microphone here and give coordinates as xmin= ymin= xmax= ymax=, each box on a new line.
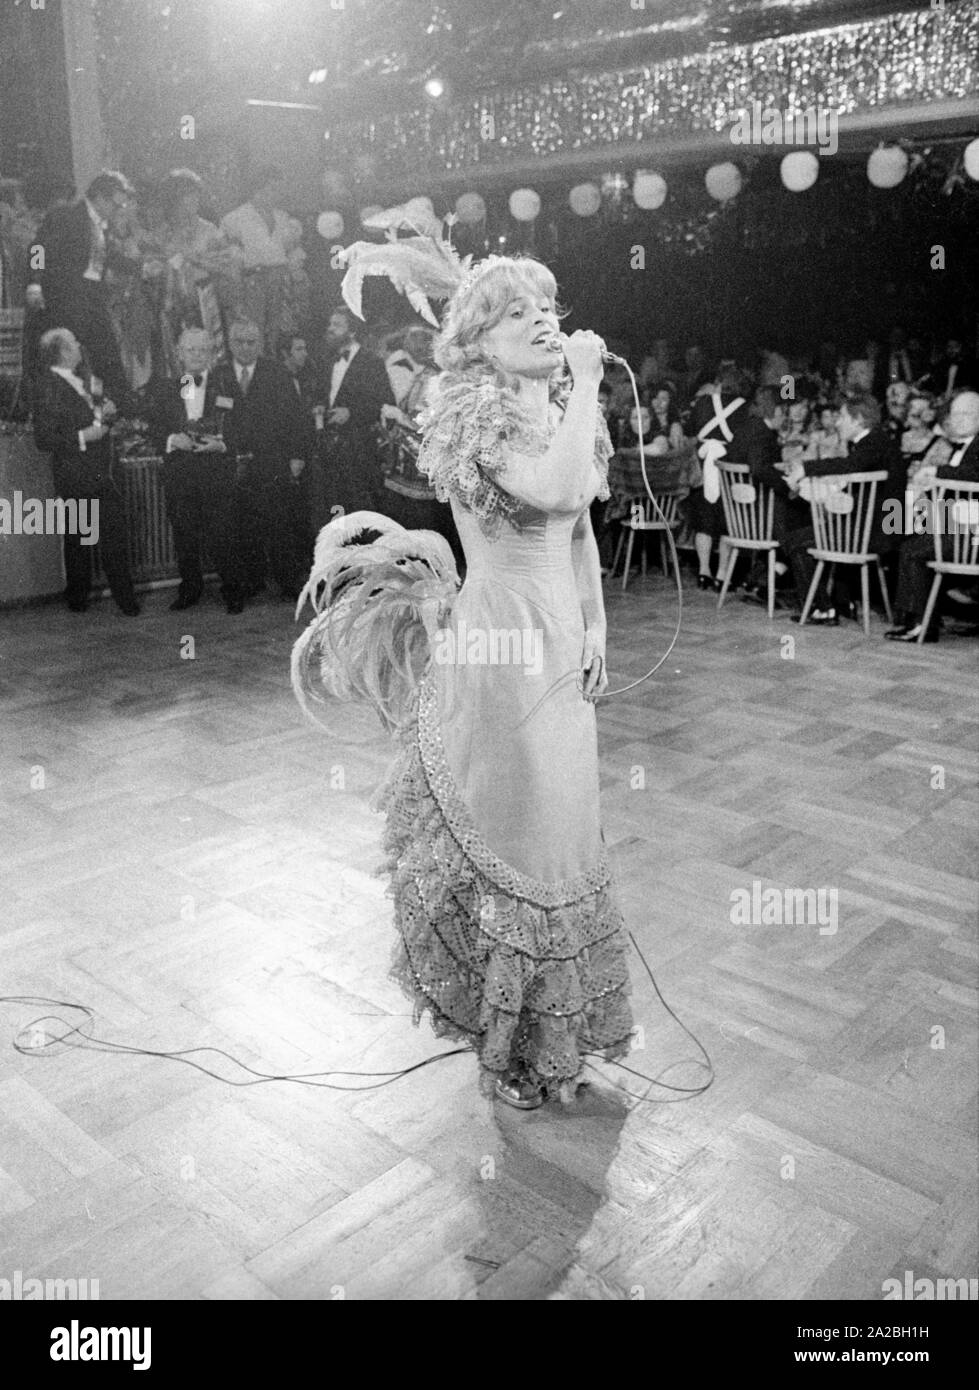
xmin=544 ymin=334 xmax=628 ymax=368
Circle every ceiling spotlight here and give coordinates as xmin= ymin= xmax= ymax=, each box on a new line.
xmin=308 ymin=69 xmax=328 ymax=85
xmin=424 ymin=77 xmax=446 ymax=99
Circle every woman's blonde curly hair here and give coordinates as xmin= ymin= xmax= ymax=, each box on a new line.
xmin=433 ymin=254 xmax=571 ymax=406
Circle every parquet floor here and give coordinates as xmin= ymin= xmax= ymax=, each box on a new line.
xmin=1 ymin=572 xmax=976 ymax=1301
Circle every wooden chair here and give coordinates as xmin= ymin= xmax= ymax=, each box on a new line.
xmin=716 ymin=462 xmax=778 ymax=618
xmin=918 ymin=478 xmax=979 ymax=644
xmin=798 ymin=469 xmax=894 ymax=635
xmin=612 ymin=493 xmax=682 ymax=591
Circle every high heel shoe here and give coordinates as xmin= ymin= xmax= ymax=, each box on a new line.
xmin=697 ymin=574 xmax=718 ymax=592
xmin=494 ymin=1075 xmax=544 ymax=1109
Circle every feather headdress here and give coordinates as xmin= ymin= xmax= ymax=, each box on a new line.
xmin=336 ymin=200 xmax=502 ymax=327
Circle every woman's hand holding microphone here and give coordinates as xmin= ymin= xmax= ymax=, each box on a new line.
xmin=555 ymin=330 xmax=607 ymax=385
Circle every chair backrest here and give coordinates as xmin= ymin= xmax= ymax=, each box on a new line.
xmin=627 ymin=492 xmax=681 ymax=527
xmin=807 ymin=470 xmax=884 ymax=557
xmin=717 ymin=461 xmax=774 ymax=542
xmin=927 ymin=478 xmax=979 ymax=570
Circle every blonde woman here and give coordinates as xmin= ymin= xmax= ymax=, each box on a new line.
xmin=294 ymin=253 xmax=633 ymax=1108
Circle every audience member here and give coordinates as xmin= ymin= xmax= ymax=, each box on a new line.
xmin=885 ymin=390 xmax=979 ymax=642
xmin=212 ymin=318 xmax=311 ymax=601
xmin=316 ymin=305 xmax=395 ymax=517
xmin=149 ymin=326 xmax=245 ymax=613
xmin=33 ymin=326 xmax=139 ymax=615
xmin=783 ymin=393 xmax=904 ymax=624
xmin=27 ymin=170 xmax=135 ymax=404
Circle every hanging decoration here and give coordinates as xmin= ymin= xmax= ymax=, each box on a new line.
xmin=705 ymin=162 xmax=742 ymax=202
xmin=569 ymin=182 xmax=601 ymax=216
xmin=455 ymin=192 xmax=486 ymax=223
xmin=508 ymin=188 xmax=541 ymax=221
xmin=780 ymin=151 xmax=819 ymax=192
xmin=633 ymin=170 xmax=667 ymax=210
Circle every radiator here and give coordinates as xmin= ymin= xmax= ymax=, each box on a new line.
xmin=91 ymin=455 xmax=182 ymax=589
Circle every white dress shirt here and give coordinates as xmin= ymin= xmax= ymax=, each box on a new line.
xmin=329 ymin=342 xmax=359 ymax=407
xmin=234 ymin=360 xmax=254 ymax=395
xmin=945 ymin=435 xmax=976 ymax=470
xmin=166 ymin=371 xmax=208 ymax=454
xmin=83 ymin=198 xmax=108 ymax=282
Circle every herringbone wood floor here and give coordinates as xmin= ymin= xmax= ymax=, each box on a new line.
xmin=1 ymin=573 xmax=976 ymax=1300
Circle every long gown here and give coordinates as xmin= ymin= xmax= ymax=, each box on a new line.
xmin=296 ymin=373 xmax=634 ymax=1096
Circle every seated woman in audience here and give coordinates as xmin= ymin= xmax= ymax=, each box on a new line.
xmin=806 ymin=404 xmax=845 ymax=460
xmin=779 ymin=398 xmax=812 ymax=457
xmin=905 ymin=395 xmax=955 ymax=500
xmin=901 ymin=391 xmax=939 ymax=467
xmin=648 ymin=384 xmax=685 ymax=452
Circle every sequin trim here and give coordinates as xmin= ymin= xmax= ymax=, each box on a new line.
xmin=412 ymin=672 xmax=611 ymax=906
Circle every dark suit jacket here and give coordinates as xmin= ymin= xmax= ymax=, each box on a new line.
xmin=30 ymin=199 xmax=126 ymax=310
xmin=936 ymin=436 xmax=979 ymax=485
xmin=33 ymin=369 xmax=110 ymax=481
xmin=326 ymin=345 xmax=395 ymax=433
xmin=210 ymin=357 xmax=309 ymax=470
xmin=803 ymin=426 xmax=905 ymax=546
xmin=148 ymin=374 xmax=236 ymax=461
xmin=728 ymin=414 xmax=785 ymax=495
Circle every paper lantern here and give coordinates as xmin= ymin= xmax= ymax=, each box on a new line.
xmin=509 ymin=188 xmax=541 ymax=221
xmin=455 ymin=192 xmax=486 ymax=223
xmin=316 ymin=210 xmax=344 ymax=240
xmin=569 ymin=182 xmax=601 ymax=216
xmin=633 ymin=170 xmax=667 ymax=210
xmin=780 ymin=151 xmax=819 ymax=192
xmin=964 ymin=138 xmax=979 ymax=182
xmin=867 ymin=145 xmax=909 ymax=189
xmin=705 ymin=162 xmax=742 ymax=201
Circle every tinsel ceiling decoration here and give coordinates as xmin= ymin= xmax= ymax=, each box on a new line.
xmin=89 ymin=0 xmax=979 ymax=204
xmin=323 ymin=6 xmax=979 ymax=184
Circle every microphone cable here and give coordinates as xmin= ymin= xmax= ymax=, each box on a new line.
xmin=594 ymin=350 xmax=685 ymax=701
xmin=0 ymin=916 xmax=712 ymax=1104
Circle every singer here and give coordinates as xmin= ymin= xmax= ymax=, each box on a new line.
xmin=294 ymin=245 xmax=633 ymax=1109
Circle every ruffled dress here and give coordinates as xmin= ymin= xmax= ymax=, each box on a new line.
xmin=375 ymin=375 xmax=634 ymax=1096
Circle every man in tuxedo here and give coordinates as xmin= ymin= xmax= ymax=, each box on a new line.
xmin=783 ymin=393 xmax=905 ymax=624
xmin=25 ymin=171 xmax=134 ymax=406
xmin=319 ymin=305 xmax=395 ymax=516
xmin=149 ymin=327 xmax=245 ymax=614
xmin=32 ymin=328 xmax=139 ymax=615
xmin=278 ymin=332 xmax=318 ymax=413
xmin=213 ymin=319 xmax=310 ymax=600
xmin=885 ymin=390 xmax=979 ymax=643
